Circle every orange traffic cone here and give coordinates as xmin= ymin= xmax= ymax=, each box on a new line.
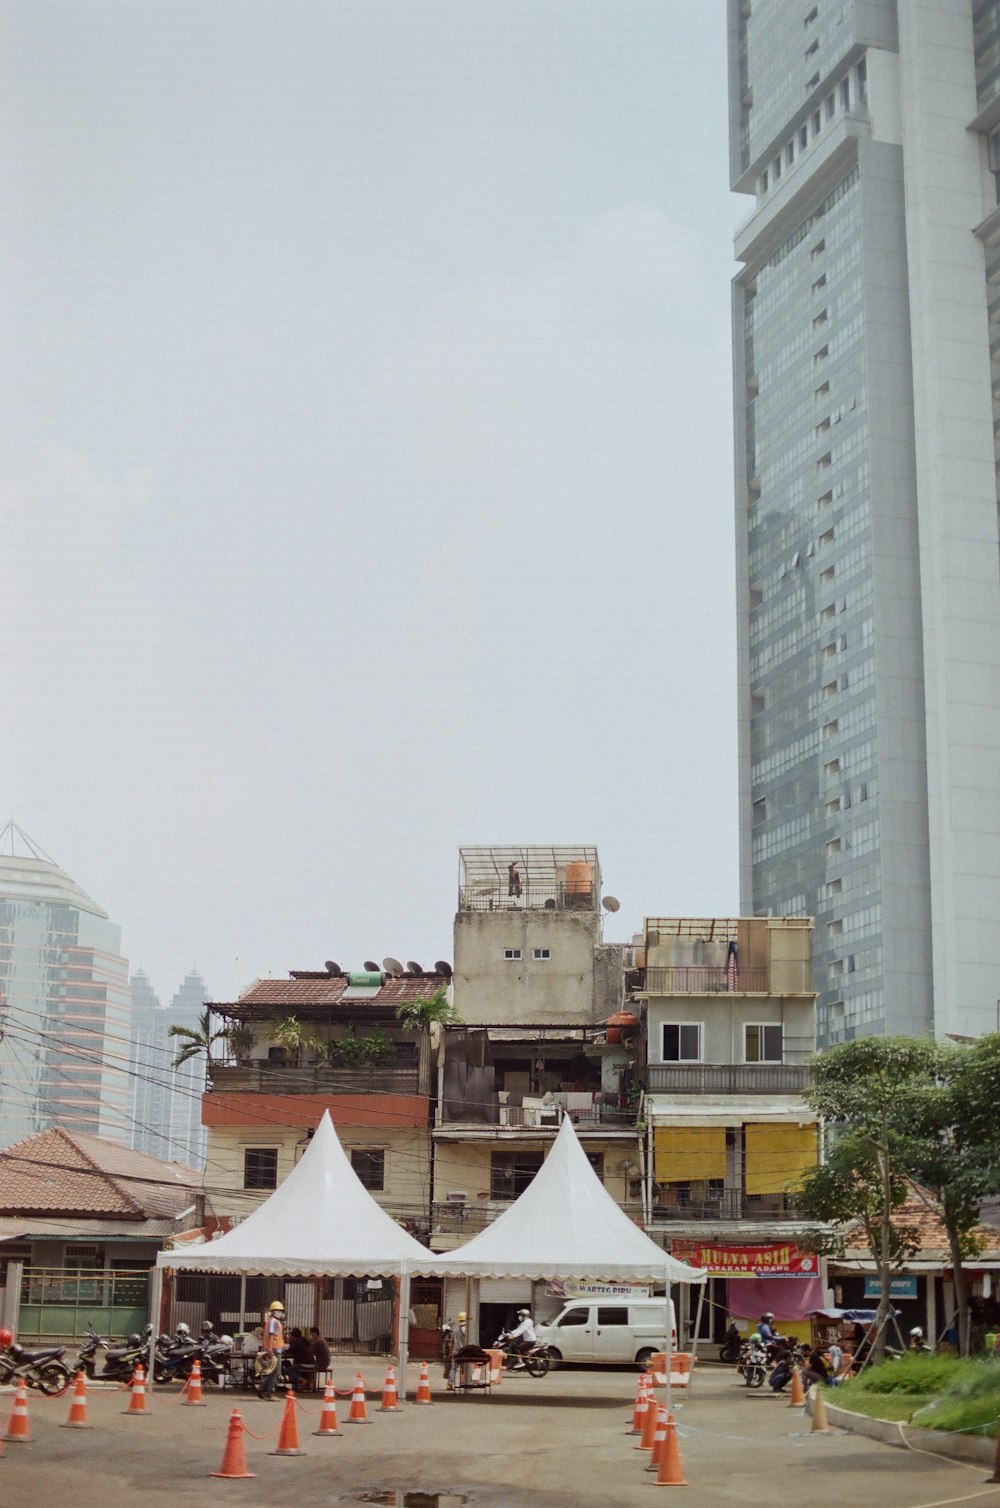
xmin=646 ymin=1404 xmax=668 ymax=1472
xmin=809 ymin=1383 xmax=832 ymax=1434
xmin=210 ymin=1409 xmax=257 ymax=1479
xmin=4 ymin=1379 xmax=32 ymax=1442
xmin=640 ymin=1382 xmax=660 ymax=1451
xmin=183 ymin=1358 xmax=207 ymax=1406
xmin=628 ymin=1373 xmax=649 ymax=1434
xmin=415 ymin=1361 xmax=433 ymax=1404
xmin=631 ymin=1376 xmax=650 ymax=1443
xmin=654 ymin=1412 xmax=688 ymax=1486
xmin=788 ymin=1364 xmax=806 ymax=1408
xmin=62 ymin=1370 xmax=93 ymax=1429
xmin=269 ymin=1387 xmax=305 ymax=1456
xmin=379 ymin=1362 xmax=401 ymax=1413
xmin=123 ymin=1363 xmax=149 ymax=1415
xmin=312 ymin=1380 xmax=342 ymax=1437
xmin=346 ymin=1371 xmax=371 ymax=1423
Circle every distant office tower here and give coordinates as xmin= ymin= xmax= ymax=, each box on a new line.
xmin=730 ymin=3 xmax=1000 ymax=1044
xmin=129 ymin=968 xmax=208 ymax=1169
xmin=0 ymin=823 xmax=131 ymax=1144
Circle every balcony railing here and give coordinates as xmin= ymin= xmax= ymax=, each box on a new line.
xmin=431 ymin=1198 xmax=645 ymax=1237
xmin=651 ymin=1192 xmax=799 ymax=1223
xmin=209 ymin=1064 xmax=421 ymax=1096
xmin=642 ymin=1063 xmax=810 ymax=1095
xmin=458 ymin=881 xmax=596 ymax=913
xmin=438 ymin=1099 xmax=638 ymax=1131
xmin=643 ymin=966 xmax=771 ymax=994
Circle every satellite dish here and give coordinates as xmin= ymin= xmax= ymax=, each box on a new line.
xmin=434 ymin=960 xmax=453 ymax=979
xmin=383 ymin=957 xmax=404 ymax=977
xmin=602 ymin=896 xmax=621 ymax=913
xmin=363 ymin=961 xmax=379 ymax=973
xmin=406 ymin=960 xmax=423 ymax=976
xmin=325 ymin=960 xmax=342 ymax=975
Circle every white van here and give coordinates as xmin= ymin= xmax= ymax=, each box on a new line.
xmin=536 ymin=1297 xmax=677 ymax=1369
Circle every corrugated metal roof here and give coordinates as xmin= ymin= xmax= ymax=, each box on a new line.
xmin=0 ymin=1216 xmax=180 ymax=1239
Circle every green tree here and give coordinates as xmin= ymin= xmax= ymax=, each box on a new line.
xmin=798 ymin=1037 xmax=938 ymax=1358
xmin=905 ymin=1037 xmax=1000 ymax=1355
xmin=168 ymin=1008 xmax=231 ymax=1069
xmin=395 ymin=985 xmax=461 ymax=1095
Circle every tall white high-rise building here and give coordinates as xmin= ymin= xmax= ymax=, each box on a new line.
xmin=0 ymin=823 xmax=132 ymax=1144
xmin=129 ymin=968 xmax=208 ymax=1169
xmin=730 ymin=2 xmax=1000 ymax=1044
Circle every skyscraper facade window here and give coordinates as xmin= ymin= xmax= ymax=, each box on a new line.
xmin=730 ymin=2 xmax=1000 ymax=1044
xmin=0 ymin=823 xmax=131 ymax=1144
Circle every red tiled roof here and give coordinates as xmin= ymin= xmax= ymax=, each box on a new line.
xmin=0 ymin=1127 xmax=202 ymax=1220
xmin=215 ymin=975 xmax=450 ymax=1010
xmin=844 ymin=1191 xmax=1000 ymax=1259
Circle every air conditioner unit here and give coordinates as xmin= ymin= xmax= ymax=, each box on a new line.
xmin=445 ymin=1190 xmax=468 ymax=1204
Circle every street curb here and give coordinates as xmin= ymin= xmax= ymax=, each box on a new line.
xmin=825 ymin=1400 xmax=995 ymax=1466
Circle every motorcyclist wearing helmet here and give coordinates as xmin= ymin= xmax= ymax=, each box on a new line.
xmin=174 ymin=1321 xmax=192 ymax=1343
xmin=908 ymin=1326 xmax=931 ymax=1353
xmin=506 ymin=1308 xmax=538 ymax=1370
xmin=259 ymin=1301 xmax=285 ymax=1399
xmin=758 ymin=1312 xmax=778 ymax=1345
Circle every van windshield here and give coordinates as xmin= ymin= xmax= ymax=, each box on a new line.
xmin=557 ymin=1310 xmax=588 ymax=1327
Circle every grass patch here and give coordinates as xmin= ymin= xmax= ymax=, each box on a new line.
xmin=834 ymin=1355 xmax=1000 ymax=1437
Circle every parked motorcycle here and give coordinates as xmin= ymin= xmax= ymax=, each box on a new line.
xmin=493 ymin=1331 xmax=552 ymax=1378
xmin=0 ymin=1328 xmax=72 ymax=1394
xmin=719 ymin=1324 xmax=743 ymax=1364
xmin=740 ymin=1338 xmax=768 ymax=1389
xmin=152 ymin=1329 xmax=224 ymax=1386
xmin=71 ymin=1324 xmax=152 ymax=1382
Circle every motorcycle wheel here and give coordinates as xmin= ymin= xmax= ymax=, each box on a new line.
xmin=720 ymin=1343 xmax=741 ymax=1363
xmin=524 ymin=1353 xmax=550 ymax=1378
xmin=34 ymin=1361 xmax=71 ymax=1395
xmin=746 ymin=1364 xmax=765 ymax=1389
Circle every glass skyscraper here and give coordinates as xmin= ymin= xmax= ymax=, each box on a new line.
xmin=730 ymin=2 xmax=1000 ymax=1044
xmin=0 ymin=824 xmax=132 ymax=1144
xmin=129 ymin=967 xmax=208 ymax=1169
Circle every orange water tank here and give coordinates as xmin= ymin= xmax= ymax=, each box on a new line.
xmin=565 ymin=861 xmax=594 ymax=897
xmin=605 ymin=1010 xmax=638 ymax=1045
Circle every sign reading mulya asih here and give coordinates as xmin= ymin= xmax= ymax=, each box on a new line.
xmin=670 ymin=1242 xmax=817 ymax=1276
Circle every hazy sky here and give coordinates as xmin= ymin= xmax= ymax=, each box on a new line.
xmin=4 ymin=2 xmax=743 ymax=1004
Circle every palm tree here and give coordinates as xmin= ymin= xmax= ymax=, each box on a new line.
xmin=396 ymin=985 xmax=461 ymax=1095
xmin=168 ymin=1009 xmax=230 ymax=1069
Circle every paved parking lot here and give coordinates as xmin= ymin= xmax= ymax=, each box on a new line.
xmin=2 ymin=1359 xmax=1000 ymax=1507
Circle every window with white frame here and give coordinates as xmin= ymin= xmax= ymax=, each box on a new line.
xmin=745 ymin=1024 xmax=783 ymax=1062
xmin=531 ymin=948 xmax=551 ymax=961
xmin=503 ymin=948 xmax=522 ymax=961
xmin=661 ymin=1023 xmax=702 ymax=1062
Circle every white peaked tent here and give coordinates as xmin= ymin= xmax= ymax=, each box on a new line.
xmin=432 ymin=1117 xmax=706 ymax=1392
xmin=156 ymin=1110 xmax=434 ymax=1277
xmin=433 ymin=1115 xmax=706 ymax=1285
xmin=155 ymin=1110 xmax=438 ymax=1394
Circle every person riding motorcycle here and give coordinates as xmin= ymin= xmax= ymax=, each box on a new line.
xmin=908 ymin=1326 xmax=931 ymax=1353
xmin=505 ymin=1309 xmax=537 ymax=1371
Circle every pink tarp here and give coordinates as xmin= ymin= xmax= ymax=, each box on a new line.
xmin=726 ymin=1275 xmax=825 ymax=1321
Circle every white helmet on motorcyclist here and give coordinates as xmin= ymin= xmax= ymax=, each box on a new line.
xmin=910 ymin=1327 xmax=923 ymax=1338
xmin=175 ymin=1322 xmax=191 ymax=1336
xmin=517 ymin=1308 xmax=531 ymax=1318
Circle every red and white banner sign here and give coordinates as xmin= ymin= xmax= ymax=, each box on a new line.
xmin=670 ymin=1241 xmax=818 ymax=1277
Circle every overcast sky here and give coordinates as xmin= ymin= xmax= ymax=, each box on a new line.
xmin=3 ymin=2 xmax=743 ymax=1004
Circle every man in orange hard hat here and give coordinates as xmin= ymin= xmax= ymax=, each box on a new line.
xmin=258 ymin=1300 xmax=285 ymax=1400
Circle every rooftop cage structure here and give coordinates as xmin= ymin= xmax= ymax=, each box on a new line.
xmin=458 ymin=846 xmax=601 ymax=915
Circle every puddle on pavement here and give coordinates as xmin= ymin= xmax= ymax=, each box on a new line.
xmin=352 ymin=1494 xmax=468 ymax=1507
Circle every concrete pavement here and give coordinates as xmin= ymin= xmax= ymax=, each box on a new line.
xmin=1 ymin=1359 xmax=999 ymax=1507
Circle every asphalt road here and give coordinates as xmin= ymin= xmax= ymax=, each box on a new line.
xmin=2 ymin=1359 xmax=1000 ymax=1508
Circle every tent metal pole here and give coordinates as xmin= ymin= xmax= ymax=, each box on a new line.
xmin=238 ymin=1274 xmax=246 ymax=1336
xmin=664 ymin=1260 xmax=673 ymax=1416
xmin=398 ymin=1265 xmax=411 ymax=1409
xmin=686 ymin=1282 xmax=706 ymax=1397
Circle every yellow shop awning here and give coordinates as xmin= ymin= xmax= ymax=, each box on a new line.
xmin=744 ymin=1123 xmax=818 ymax=1195
xmin=654 ymin=1126 xmax=726 ymax=1184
